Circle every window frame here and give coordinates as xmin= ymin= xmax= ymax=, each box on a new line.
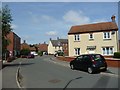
xmin=74 ymin=34 xmax=80 ymax=41
xmin=102 ymin=47 xmax=114 ymax=55
xmin=103 ymin=32 xmax=111 ymax=40
xmin=74 ymin=48 xmax=81 ymax=56
xmin=89 ymin=33 xmax=94 ymax=40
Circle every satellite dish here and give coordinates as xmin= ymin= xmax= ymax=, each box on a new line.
xmin=111 ymin=30 xmax=115 ymax=35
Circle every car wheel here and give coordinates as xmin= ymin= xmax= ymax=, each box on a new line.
xmin=70 ymin=64 xmax=74 ymax=70
xmin=88 ymin=67 xmax=93 ymax=74
xmin=102 ymin=68 xmax=107 ymax=72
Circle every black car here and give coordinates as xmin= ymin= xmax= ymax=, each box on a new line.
xmin=70 ymin=54 xmax=107 ymax=74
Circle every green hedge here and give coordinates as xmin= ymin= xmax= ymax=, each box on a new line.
xmin=38 ymin=51 xmax=43 ymax=56
xmin=113 ymin=52 xmax=120 ymax=58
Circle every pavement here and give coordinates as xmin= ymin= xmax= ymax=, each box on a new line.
xmin=50 ymin=56 xmax=120 ymax=77
xmin=2 ymin=58 xmax=22 ymax=89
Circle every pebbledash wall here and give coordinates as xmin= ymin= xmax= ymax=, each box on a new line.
xmin=68 ymin=31 xmax=119 ymax=57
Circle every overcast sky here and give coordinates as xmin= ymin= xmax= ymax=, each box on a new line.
xmin=2 ymin=1 xmax=119 ymax=44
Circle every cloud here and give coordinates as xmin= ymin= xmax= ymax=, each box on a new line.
xmin=63 ymin=10 xmax=90 ymax=25
xmin=46 ymin=31 xmax=57 ymax=36
xmin=11 ymin=24 xmax=18 ymax=29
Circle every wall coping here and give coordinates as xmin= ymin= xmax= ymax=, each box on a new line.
xmin=105 ymin=58 xmax=120 ymax=61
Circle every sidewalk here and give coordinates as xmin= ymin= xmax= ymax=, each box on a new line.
xmin=51 ymin=57 xmax=119 ymax=75
xmin=2 ymin=59 xmax=21 ymax=88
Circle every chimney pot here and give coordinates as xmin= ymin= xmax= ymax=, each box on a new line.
xmin=111 ymin=15 xmax=115 ymax=22
xmin=57 ymin=37 xmax=59 ymax=40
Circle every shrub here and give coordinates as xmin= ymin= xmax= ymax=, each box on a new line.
xmin=38 ymin=51 xmax=43 ymax=56
xmin=113 ymin=52 xmax=120 ymax=58
xmin=20 ymin=49 xmax=30 ymax=56
xmin=57 ymin=51 xmax=64 ymax=56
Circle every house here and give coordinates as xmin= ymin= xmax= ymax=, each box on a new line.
xmin=7 ymin=31 xmax=21 ymax=57
xmin=37 ymin=42 xmax=48 ymax=54
xmin=21 ymin=40 xmax=30 ymax=50
xmin=48 ymin=37 xmax=68 ymax=55
xmin=21 ymin=40 xmax=38 ymax=55
xmin=68 ymin=15 xmax=119 ymax=57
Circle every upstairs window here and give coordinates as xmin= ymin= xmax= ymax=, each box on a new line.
xmin=74 ymin=34 xmax=80 ymax=41
xmin=103 ymin=32 xmax=111 ymax=39
xmin=89 ymin=33 xmax=94 ymax=40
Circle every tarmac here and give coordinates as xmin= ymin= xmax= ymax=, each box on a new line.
xmin=1 ymin=56 xmax=120 ymax=89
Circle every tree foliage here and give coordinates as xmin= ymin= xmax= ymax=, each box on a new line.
xmin=20 ymin=49 xmax=30 ymax=56
xmin=1 ymin=5 xmax=13 ymax=59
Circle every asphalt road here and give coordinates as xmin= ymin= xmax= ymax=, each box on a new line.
xmin=17 ymin=55 xmax=119 ymax=89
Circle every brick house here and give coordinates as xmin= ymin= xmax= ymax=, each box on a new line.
xmin=68 ymin=15 xmax=119 ymax=57
xmin=7 ymin=31 xmax=21 ymax=57
xmin=48 ymin=37 xmax=68 ymax=56
xmin=37 ymin=43 xmax=48 ymax=54
xmin=21 ymin=40 xmax=38 ymax=55
xmin=21 ymin=40 xmax=30 ymax=50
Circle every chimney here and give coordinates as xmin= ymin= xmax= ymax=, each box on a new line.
xmin=57 ymin=37 xmax=59 ymax=40
xmin=111 ymin=15 xmax=115 ymax=22
xmin=44 ymin=42 xmax=46 ymax=44
xmin=23 ymin=40 xmax=26 ymax=43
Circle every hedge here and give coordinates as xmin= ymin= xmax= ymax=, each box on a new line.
xmin=113 ymin=52 xmax=120 ymax=58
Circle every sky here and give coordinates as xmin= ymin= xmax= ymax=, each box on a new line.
xmin=2 ymin=1 xmax=119 ymax=44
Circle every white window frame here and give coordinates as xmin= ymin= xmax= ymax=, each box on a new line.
xmin=103 ymin=32 xmax=111 ymax=40
xmin=89 ymin=33 xmax=94 ymax=40
xmin=102 ymin=47 xmax=114 ymax=55
xmin=74 ymin=34 xmax=80 ymax=41
xmin=74 ymin=48 xmax=80 ymax=56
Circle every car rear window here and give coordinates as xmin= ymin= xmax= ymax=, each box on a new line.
xmin=91 ymin=55 xmax=104 ymax=61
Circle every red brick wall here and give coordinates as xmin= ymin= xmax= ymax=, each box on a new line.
xmin=7 ymin=32 xmax=14 ymax=56
xmin=56 ymin=56 xmax=120 ymax=67
xmin=7 ymin=32 xmax=21 ymax=57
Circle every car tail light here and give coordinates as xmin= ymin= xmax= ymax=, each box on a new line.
xmin=92 ymin=60 xmax=96 ymax=64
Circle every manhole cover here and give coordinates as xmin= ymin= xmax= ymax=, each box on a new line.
xmin=48 ymin=79 xmax=61 ymax=83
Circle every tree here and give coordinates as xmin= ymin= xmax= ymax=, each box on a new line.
xmin=1 ymin=5 xmax=13 ymax=60
xmin=20 ymin=49 xmax=30 ymax=56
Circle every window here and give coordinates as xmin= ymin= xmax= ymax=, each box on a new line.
xmin=89 ymin=33 xmax=94 ymax=40
xmin=74 ymin=48 xmax=80 ymax=56
xmin=76 ymin=56 xmax=83 ymax=61
xmin=74 ymin=34 xmax=80 ymax=41
xmin=102 ymin=47 xmax=113 ymax=55
xmin=103 ymin=32 xmax=111 ymax=39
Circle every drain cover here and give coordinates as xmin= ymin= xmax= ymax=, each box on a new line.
xmin=48 ymin=79 xmax=61 ymax=83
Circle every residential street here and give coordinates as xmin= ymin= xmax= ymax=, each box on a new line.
xmin=2 ymin=55 xmax=119 ymax=89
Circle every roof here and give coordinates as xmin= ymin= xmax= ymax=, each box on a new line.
xmin=51 ymin=39 xmax=68 ymax=47
xmin=38 ymin=44 xmax=48 ymax=51
xmin=68 ymin=22 xmax=118 ymax=35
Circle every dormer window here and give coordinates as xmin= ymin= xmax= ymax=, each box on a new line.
xmin=89 ymin=33 xmax=94 ymax=40
xmin=103 ymin=32 xmax=111 ymax=39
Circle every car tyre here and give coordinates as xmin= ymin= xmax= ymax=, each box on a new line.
xmin=88 ymin=67 xmax=93 ymax=74
xmin=70 ymin=64 xmax=74 ymax=70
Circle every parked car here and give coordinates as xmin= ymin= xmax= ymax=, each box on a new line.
xmin=21 ymin=55 xmax=28 ymax=58
xmin=70 ymin=54 xmax=107 ymax=74
xmin=27 ymin=54 xmax=35 ymax=58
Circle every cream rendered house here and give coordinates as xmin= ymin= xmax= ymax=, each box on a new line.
xmin=48 ymin=38 xmax=68 ymax=54
xmin=48 ymin=39 xmax=62 ymax=54
xmin=68 ymin=16 xmax=119 ymax=57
